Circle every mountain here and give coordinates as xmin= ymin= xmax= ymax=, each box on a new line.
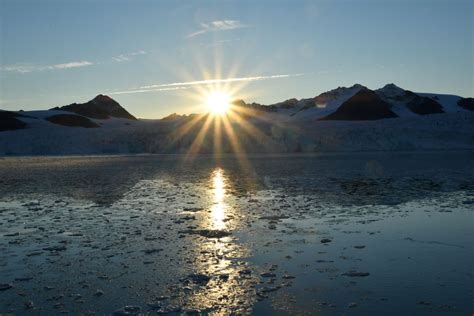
xmin=319 ymin=88 xmax=398 ymax=121
xmin=52 ymin=94 xmax=137 ymax=120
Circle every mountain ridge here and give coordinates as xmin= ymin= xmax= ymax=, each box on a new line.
xmin=2 ymin=83 xmax=472 ymax=124
xmin=1 ymin=83 xmax=472 ymax=141
xmin=231 ymin=83 xmax=471 ymax=121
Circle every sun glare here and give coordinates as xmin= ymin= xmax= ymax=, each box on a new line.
xmin=206 ymin=91 xmax=230 ymax=114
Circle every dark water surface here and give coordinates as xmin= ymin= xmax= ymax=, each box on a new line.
xmin=0 ymin=152 xmax=473 ymax=315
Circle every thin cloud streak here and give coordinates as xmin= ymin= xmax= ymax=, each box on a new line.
xmin=104 ymin=73 xmax=307 ymax=96
xmin=1 ymin=50 xmax=147 ymax=74
xmin=1 ymin=61 xmax=93 ymax=73
xmin=108 ymin=86 xmax=188 ymax=95
xmin=188 ymin=20 xmax=250 ymax=38
xmin=140 ymin=73 xmax=308 ymax=90
xmin=52 ymin=61 xmax=93 ymax=69
xmin=112 ymin=50 xmax=147 ymax=62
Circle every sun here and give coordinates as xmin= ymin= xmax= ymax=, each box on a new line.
xmin=206 ymin=91 xmax=231 ymax=114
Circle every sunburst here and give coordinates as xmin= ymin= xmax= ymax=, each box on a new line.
xmin=162 ymin=57 xmax=282 ymax=179
xmin=206 ymin=91 xmax=231 ymax=115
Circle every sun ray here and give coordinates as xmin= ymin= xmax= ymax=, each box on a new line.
xmin=213 ymin=115 xmax=223 ymax=160
xmin=164 ymin=113 xmax=208 ymax=152
xmin=230 ymin=103 xmax=289 ymax=129
xmin=213 ymin=45 xmax=222 ymax=88
xmin=226 ymin=109 xmax=275 ymax=147
xmin=184 ymin=113 xmax=214 ymax=160
xmin=221 ymin=114 xmax=254 ymax=174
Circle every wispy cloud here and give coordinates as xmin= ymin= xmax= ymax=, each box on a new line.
xmin=188 ymin=20 xmax=250 ymax=38
xmin=112 ymin=50 xmax=147 ymax=62
xmin=1 ymin=61 xmax=93 ymax=74
xmin=140 ymin=73 xmax=306 ymax=90
xmin=1 ymin=64 xmax=37 ymax=74
xmin=1 ymin=50 xmax=147 ymax=74
xmin=108 ymin=86 xmax=187 ymax=95
xmin=52 ymin=61 xmax=93 ymax=69
xmin=109 ymin=73 xmax=307 ymax=95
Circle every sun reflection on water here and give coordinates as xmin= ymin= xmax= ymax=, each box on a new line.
xmin=181 ymin=167 xmax=258 ymax=314
xmin=210 ymin=168 xmax=227 ymax=230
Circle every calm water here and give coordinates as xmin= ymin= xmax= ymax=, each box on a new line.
xmin=0 ymin=152 xmax=473 ymax=315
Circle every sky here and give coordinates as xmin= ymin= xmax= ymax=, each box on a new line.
xmin=0 ymin=0 xmax=472 ymax=118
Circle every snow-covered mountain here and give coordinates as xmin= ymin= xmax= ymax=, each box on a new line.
xmin=232 ymin=83 xmax=472 ymax=120
xmin=1 ymin=84 xmax=473 ymax=155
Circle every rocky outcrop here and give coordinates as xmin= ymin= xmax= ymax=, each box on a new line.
xmin=53 ymin=95 xmax=136 ymax=120
xmin=404 ymin=91 xmax=444 ymax=115
xmin=46 ymin=114 xmax=99 ymax=128
xmin=458 ymin=97 xmax=474 ymax=111
xmin=0 ymin=111 xmax=27 ymax=132
xmin=376 ymin=84 xmax=444 ymax=115
xmin=319 ymin=89 xmax=398 ymax=121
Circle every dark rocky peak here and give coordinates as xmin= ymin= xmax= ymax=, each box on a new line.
xmin=52 ymin=95 xmax=137 ymax=120
xmin=0 ymin=110 xmax=28 ymax=132
xmin=457 ymin=97 xmax=474 ymax=111
xmin=319 ymin=89 xmax=398 ymax=121
xmin=401 ymin=91 xmax=444 ymax=115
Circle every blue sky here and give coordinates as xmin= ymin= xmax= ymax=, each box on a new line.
xmin=1 ymin=0 xmax=472 ymax=118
